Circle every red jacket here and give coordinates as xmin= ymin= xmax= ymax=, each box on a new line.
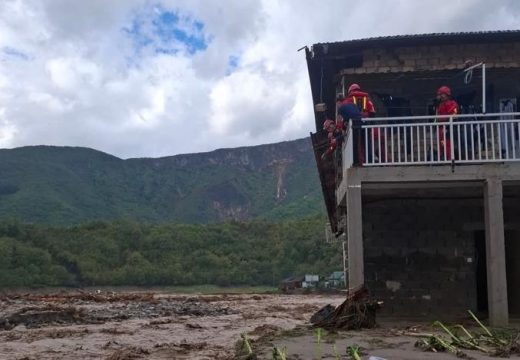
xmin=325 ymin=137 xmax=337 ymax=155
xmin=436 ymin=99 xmax=459 ymax=120
xmin=342 ymin=90 xmax=376 ymax=118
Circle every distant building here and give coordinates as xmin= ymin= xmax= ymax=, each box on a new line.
xmin=302 ymin=274 xmax=319 ymax=288
xmin=279 ymin=276 xmax=304 ymax=292
xmin=327 ymin=271 xmax=345 ymax=288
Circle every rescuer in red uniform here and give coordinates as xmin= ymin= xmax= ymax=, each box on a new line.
xmin=343 ymin=84 xmax=376 ymax=118
xmin=321 ymin=118 xmax=341 ymax=159
xmin=436 ymin=86 xmax=459 ymax=161
xmin=341 ymin=84 xmax=383 ymax=163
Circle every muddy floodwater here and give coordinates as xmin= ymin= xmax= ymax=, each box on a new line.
xmin=0 ymin=290 xmax=344 ymax=359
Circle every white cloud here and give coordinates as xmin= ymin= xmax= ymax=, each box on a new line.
xmin=209 ymin=70 xmax=292 ymax=137
xmin=46 ymin=57 xmax=102 ymax=90
xmin=0 ymin=0 xmax=519 ymax=158
xmin=0 ymin=108 xmax=17 ymax=147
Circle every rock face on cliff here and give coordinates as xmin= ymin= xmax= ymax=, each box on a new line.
xmin=0 ymin=138 xmax=323 ymax=225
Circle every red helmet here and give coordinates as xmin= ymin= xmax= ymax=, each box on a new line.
xmin=437 ymin=86 xmax=451 ymax=96
xmin=348 ymin=83 xmax=361 ymax=94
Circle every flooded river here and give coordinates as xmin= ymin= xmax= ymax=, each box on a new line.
xmin=0 ymin=290 xmax=344 ymax=359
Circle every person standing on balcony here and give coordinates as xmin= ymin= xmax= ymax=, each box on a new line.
xmin=341 ymin=84 xmax=384 ymax=163
xmin=343 ymin=84 xmax=376 ymax=117
xmin=435 ymin=86 xmax=459 ymax=161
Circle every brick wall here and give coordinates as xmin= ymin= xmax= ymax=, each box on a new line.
xmin=342 ymin=42 xmax=520 ymax=75
xmin=363 ymin=198 xmax=483 ymax=318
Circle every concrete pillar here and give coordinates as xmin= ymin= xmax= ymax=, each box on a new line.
xmin=484 ymin=177 xmax=509 ymax=326
xmin=347 ymin=177 xmax=364 ymax=289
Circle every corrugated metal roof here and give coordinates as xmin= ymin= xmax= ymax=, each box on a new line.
xmin=313 ymin=30 xmax=520 ymax=48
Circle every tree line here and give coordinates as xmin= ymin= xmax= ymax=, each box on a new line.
xmin=0 ymin=216 xmax=342 ymax=288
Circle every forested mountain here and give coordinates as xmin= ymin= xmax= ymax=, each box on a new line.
xmin=0 ymin=138 xmax=324 ymax=225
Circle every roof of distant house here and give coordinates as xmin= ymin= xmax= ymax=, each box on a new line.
xmin=330 ymin=271 xmax=344 ymax=280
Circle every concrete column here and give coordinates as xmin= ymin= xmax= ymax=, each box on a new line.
xmin=347 ymin=177 xmax=364 ymax=289
xmin=484 ymin=177 xmax=509 ymax=326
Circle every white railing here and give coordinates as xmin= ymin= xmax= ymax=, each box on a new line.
xmin=359 ymin=112 xmax=520 ymax=166
xmin=343 ymin=119 xmax=354 ymax=169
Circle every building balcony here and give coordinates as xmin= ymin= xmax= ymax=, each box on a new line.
xmin=345 ymin=112 xmax=520 ymax=168
xmin=337 ymin=112 xmax=520 ymax=202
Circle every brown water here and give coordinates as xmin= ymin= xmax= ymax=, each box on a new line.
xmin=0 ymin=290 xmax=344 ymax=359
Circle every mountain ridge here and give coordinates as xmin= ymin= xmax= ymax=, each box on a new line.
xmin=0 ymin=137 xmax=323 ymax=225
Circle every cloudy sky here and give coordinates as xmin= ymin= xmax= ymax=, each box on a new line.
xmin=0 ymin=0 xmax=519 ymax=158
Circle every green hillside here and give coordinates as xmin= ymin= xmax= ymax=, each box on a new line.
xmin=0 ymin=138 xmax=324 ymax=225
xmin=0 ymin=217 xmax=339 ymax=287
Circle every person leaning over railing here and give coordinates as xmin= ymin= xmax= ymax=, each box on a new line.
xmin=435 ymin=86 xmax=459 ymax=161
xmin=337 ymin=101 xmax=363 ymax=166
xmin=321 ymin=119 xmax=342 ymax=160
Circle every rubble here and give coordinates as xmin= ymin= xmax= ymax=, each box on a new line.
xmin=310 ymin=286 xmax=382 ymax=330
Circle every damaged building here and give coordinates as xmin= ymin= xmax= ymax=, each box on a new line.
xmin=305 ymin=31 xmax=520 ymax=326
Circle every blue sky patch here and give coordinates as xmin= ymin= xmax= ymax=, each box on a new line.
xmin=124 ymin=6 xmax=208 ymax=57
xmin=226 ymin=55 xmax=240 ymax=74
xmin=2 ymin=47 xmax=30 ymax=61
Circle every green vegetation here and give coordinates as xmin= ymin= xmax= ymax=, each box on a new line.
xmin=0 ymin=139 xmax=323 ymax=225
xmin=415 ymin=311 xmax=520 ymax=357
xmin=0 ymin=216 xmax=341 ymax=288
xmin=0 ymin=140 xmax=335 ymax=289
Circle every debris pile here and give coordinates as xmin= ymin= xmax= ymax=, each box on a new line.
xmin=310 ymin=286 xmax=382 ymax=330
xmin=412 ymin=310 xmax=520 ymax=358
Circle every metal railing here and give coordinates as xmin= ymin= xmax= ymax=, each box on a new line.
xmin=357 ymin=112 xmax=520 ymax=167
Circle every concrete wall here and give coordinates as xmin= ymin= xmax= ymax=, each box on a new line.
xmin=342 ymin=42 xmax=520 ymax=75
xmin=363 ymin=198 xmax=483 ymax=318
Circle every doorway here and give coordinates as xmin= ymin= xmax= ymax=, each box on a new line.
xmin=506 ymin=230 xmax=520 ymax=316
